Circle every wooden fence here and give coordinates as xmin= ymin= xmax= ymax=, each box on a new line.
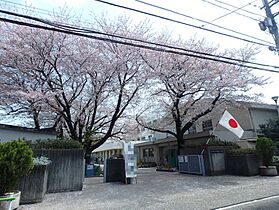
xmin=33 ymin=149 xmax=84 ymax=193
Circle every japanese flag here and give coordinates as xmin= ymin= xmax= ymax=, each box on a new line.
xmin=219 ymin=110 xmax=244 ymax=139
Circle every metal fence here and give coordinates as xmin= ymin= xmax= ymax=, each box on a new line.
xmin=178 ymin=155 xmax=205 ymax=175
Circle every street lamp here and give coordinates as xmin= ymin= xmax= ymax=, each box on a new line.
xmin=272 ymin=96 xmax=279 ymax=117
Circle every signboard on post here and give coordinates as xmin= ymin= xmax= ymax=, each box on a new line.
xmin=123 ymin=142 xmax=137 ymax=182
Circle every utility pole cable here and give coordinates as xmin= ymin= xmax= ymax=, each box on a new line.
xmin=259 ymin=0 xmax=279 ymax=53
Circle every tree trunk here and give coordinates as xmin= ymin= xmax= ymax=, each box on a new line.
xmin=84 ymin=140 xmax=94 ymax=165
xmin=33 ymin=111 xmax=40 ymax=130
xmin=177 ymin=139 xmax=180 ymax=156
xmin=176 ymin=133 xmax=184 ymax=156
xmin=85 ymin=150 xmax=92 ymax=165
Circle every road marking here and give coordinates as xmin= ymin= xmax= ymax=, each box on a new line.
xmin=215 ymin=194 xmax=279 ymax=210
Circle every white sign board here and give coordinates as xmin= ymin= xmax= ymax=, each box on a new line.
xmin=123 ymin=142 xmax=137 ymax=178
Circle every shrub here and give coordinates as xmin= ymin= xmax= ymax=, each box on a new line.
xmin=273 ymin=155 xmax=279 ymax=163
xmin=259 ymin=119 xmax=279 ymax=142
xmin=227 ymin=148 xmax=256 ymax=155
xmin=0 ymin=140 xmax=34 ymax=196
xmin=256 ymin=137 xmax=276 ymax=167
xmin=208 ymin=140 xmax=239 ymax=147
xmin=184 ymin=139 xmax=239 ymax=148
xmin=28 ymin=138 xmax=82 ymax=150
xmin=33 ymin=156 xmax=52 ymax=165
xmin=94 ymin=165 xmax=103 ymax=176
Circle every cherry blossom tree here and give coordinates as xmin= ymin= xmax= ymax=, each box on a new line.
xmin=136 ymin=37 xmax=265 ymax=155
xmin=0 ymin=23 xmax=56 ymax=129
xmin=0 ymin=15 xmax=151 ymax=161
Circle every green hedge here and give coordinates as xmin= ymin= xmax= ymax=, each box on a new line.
xmin=27 ymin=138 xmax=82 ymax=150
xmin=185 ymin=139 xmax=239 ymax=148
xmin=227 ymin=148 xmax=256 ymax=155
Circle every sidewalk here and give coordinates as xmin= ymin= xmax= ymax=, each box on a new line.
xmin=21 ymin=168 xmax=279 ymax=210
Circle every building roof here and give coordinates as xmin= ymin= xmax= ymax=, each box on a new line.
xmin=248 ymin=102 xmax=277 ymax=110
xmin=93 ymin=140 xmax=147 ymax=152
xmin=0 ymin=123 xmax=57 ymax=135
xmin=135 ymin=131 xmax=212 ymax=147
xmin=93 ymin=140 xmax=123 ymax=152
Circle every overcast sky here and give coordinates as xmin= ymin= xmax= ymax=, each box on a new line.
xmin=3 ymin=0 xmax=279 ymax=105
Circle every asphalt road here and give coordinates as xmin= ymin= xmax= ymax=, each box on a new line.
xmin=21 ymin=168 xmax=279 ymax=210
xmin=216 ymin=195 xmax=279 ymax=210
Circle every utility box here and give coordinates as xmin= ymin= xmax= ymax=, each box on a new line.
xmin=85 ymin=164 xmax=94 ymax=177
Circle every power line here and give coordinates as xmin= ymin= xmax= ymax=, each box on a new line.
xmin=2 ymin=0 xmax=275 ymax=48
xmin=0 ymin=17 xmax=279 ymax=73
xmin=94 ymin=0 xmax=274 ymax=48
xmin=201 ymin=0 xmax=260 ymax=21
xmin=135 ymin=0 xmax=273 ymax=45
xmin=213 ymin=0 xmax=265 ymax=18
xmin=2 ymin=0 xmax=271 ymax=46
xmin=0 ymin=8 xmax=278 ymax=70
xmin=203 ymin=0 xmax=259 ymax=26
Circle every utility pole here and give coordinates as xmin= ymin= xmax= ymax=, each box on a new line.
xmin=259 ymin=0 xmax=279 ymax=53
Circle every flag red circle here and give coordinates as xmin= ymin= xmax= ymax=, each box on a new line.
xmin=228 ymin=119 xmax=238 ymax=128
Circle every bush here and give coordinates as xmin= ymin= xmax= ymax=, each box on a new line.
xmin=94 ymin=165 xmax=103 ymax=176
xmin=227 ymin=148 xmax=256 ymax=155
xmin=273 ymin=155 xmax=279 ymax=163
xmin=33 ymin=156 xmax=52 ymax=165
xmin=185 ymin=139 xmax=239 ymax=148
xmin=28 ymin=138 xmax=82 ymax=150
xmin=208 ymin=140 xmax=239 ymax=147
xmin=0 ymin=140 xmax=34 ymax=196
xmin=259 ymin=119 xmax=279 ymax=142
xmin=256 ymin=137 xmax=276 ymax=167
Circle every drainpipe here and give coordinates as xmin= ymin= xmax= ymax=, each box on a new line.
xmin=248 ymin=107 xmax=257 ymax=138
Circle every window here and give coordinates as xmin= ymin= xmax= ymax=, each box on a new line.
xmin=148 ymin=148 xmax=154 ymax=157
xmin=202 ymin=120 xmax=213 ymax=131
xmin=143 ymin=148 xmax=154 ymax=157
xmin=143 ymin=148 xmax=148 ymax=157
xmin=148 ymin=135 xmax=152 ymax=141
xmin=141 ymin=137 xmax=146 ymax=141
xmin=188 ymin=124 xmax=196 ymax=134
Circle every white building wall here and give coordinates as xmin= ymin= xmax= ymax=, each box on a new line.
xmin=137 ymin=127 xmax=167 ymax=141
xmin=0 ymin=129 xmax=56 ymax=142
